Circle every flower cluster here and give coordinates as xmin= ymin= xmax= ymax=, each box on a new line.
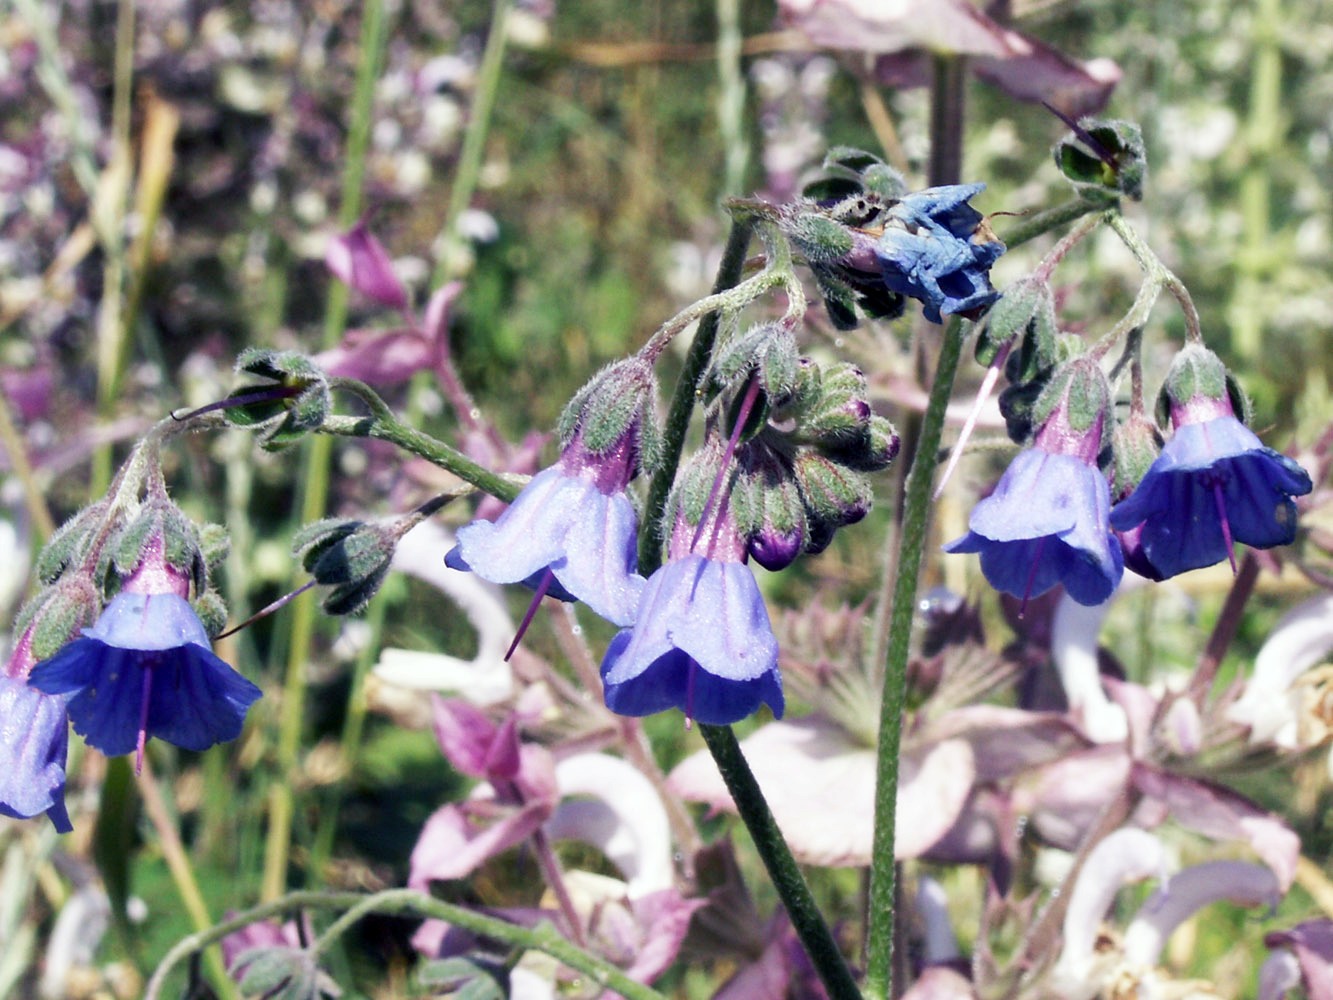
xmin=1 ymin=451 xmax=262 ymax=831
xmin=946 ymin=318 xmax=1311 ymax=607
xmin=446 ymin=203 xmax=918 ymax=725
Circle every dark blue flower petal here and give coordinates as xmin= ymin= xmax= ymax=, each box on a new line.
xmin=48 ymin=645 xmax=148 ymax=756
xmin=0 ymin=677 xmax=72 ymax=833
xmin=875 ymin=184 xmax=1003 ymax=323
xmin=1109 ymin=416 xmax=1313 ymax=578
xmin=146 ymin=646 xmax=262 ymax=751
xmin=599 ymin=555 xmax=784 ymax=725
xmin=30 ymin=593 xmax=262 ymax=759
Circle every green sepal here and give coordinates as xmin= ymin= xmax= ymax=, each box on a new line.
xmin=236 ymin=947 xmax=340 ymax=1000
xmin=294 ymin=518 xmax=398 ymax=616
xmin=1109 ymin=413 xmax=1164 ymax=500
xmin=557 ymin=358 xmax=655 ymax=457
xmin=793 ymin=362 xmax=873 ymax=447
xmin=35 ymin=502 xmax=108 ymax=584
xmin=191 ymin=589 xmax=229 ymax=638
xmin=23 ymin=576 xmax=100 ymax=661
xmin=862 ymin=163 xmax=907 ymax=200
xmin=975 ymin=278 xmax=1056 ymax=371
xmin=1053 ymin=118 xmax=1147 ymax=203
xmin=1032 ymin=360 xmax=1111 ymax=438
xmin=785 ymin=213 xmax=855 ymax=264
xmin=826 ymin=414 xmax=900 ymax=472
xmin=226 ymin=348 xmax=332 ymax=450
xmin=812 ymin=267 xmax=863 ymax=331
xmin=417 ymin=957 xmax=508 ymax=1000
xmin=822 ymin=146 xmax=884 ymax=173
xmin=111 ymin=500 xmax=206 ymax=593
xmin=197 ymin=522 xmax=231 ymax=577
xmin=793 ymin=450 xmax=873 ymax=530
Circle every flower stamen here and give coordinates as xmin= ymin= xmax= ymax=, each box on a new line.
xmin=1210 ymin=476 xmax=1238 ymax=573
xmin=506 ymin=570 xmax=555 ymax=661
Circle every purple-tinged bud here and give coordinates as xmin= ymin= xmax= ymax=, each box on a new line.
xmin=1032 ymin=359 xmax=1111 ymax=465
xmin=796 ymin=362 xmax=873 ymax=447
xmin=113 ymin=500 xmax=207 ymax=596
xmin=733 ymin=445 xmax=807 ymax=572
xmin=325 ymin=219 xmax=410 ymax=312
xmin=16 ymin=575 xmax=101 ymax=665
xmin=794 ymin=451 xmax=873 ymax=537
xmin=558 ymin=357 xmax=658 ymax=481
xmin=1156 ymin=343 xmax=1249 ymax=430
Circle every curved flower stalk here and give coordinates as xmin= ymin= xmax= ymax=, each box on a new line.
xmin=1110 ymin=345 xmax=1312 ymax=578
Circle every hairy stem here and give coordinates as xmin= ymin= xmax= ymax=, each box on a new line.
xmin=863 ymin=318 xmax=965 ymax=1000
xmin=699 ymin=725 xmax=863 ymax=1000
xmin=146 ymin=889 xmax=667 ymax=1000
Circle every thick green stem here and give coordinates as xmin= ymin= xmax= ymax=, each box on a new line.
xmin=318 ymin=412 xmax=519 ymax=503
xmin=863 ymin=318 xmax=965 ymax=1000
xmin=1001 ymin=199 xmax=1101 ymax=252
xmin=700 ymin=725 xmax=863 ymax=1000
xmin=144 ymin=889 xmax=666 ymax=1000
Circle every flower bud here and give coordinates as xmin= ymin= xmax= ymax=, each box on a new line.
xmin=192 ymin=590 xmax=230 ymax=637
xmin=794 ymin=451 xmax=873 ymax=538
xmin=785 ymin=212 xmax=855 ymax=264
xmin=733 ymin=445 xmax=808 ymax=572
xmin=796 ymin=362 xmax=873 ymax=447
xmin=1053 ymin=117 xmax=1146 ymax=203
xmin=1108 ymin=412 xmax=1163 ymax=502
xmin=1032 ymin=359 xmax=1112 ymax=464
xmin=827 ymin=414 xmax=901 ymax=473
xmin=227 ymin=349 xmax=331 ymax=450
xmin=293 ymin=518 xmax=399 ymax=616
xmin=1156 ymin=343 xmax=1251 ymax=428
xmin=558 ymin=357 xmax=657 ymax=470
xmin=17 ymin=575 xmax=100 ymax=663
xmin=34 ymin=502 xmax=108 ymax=584
xmin=711 ymin=324 xmax=799 ymax=405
